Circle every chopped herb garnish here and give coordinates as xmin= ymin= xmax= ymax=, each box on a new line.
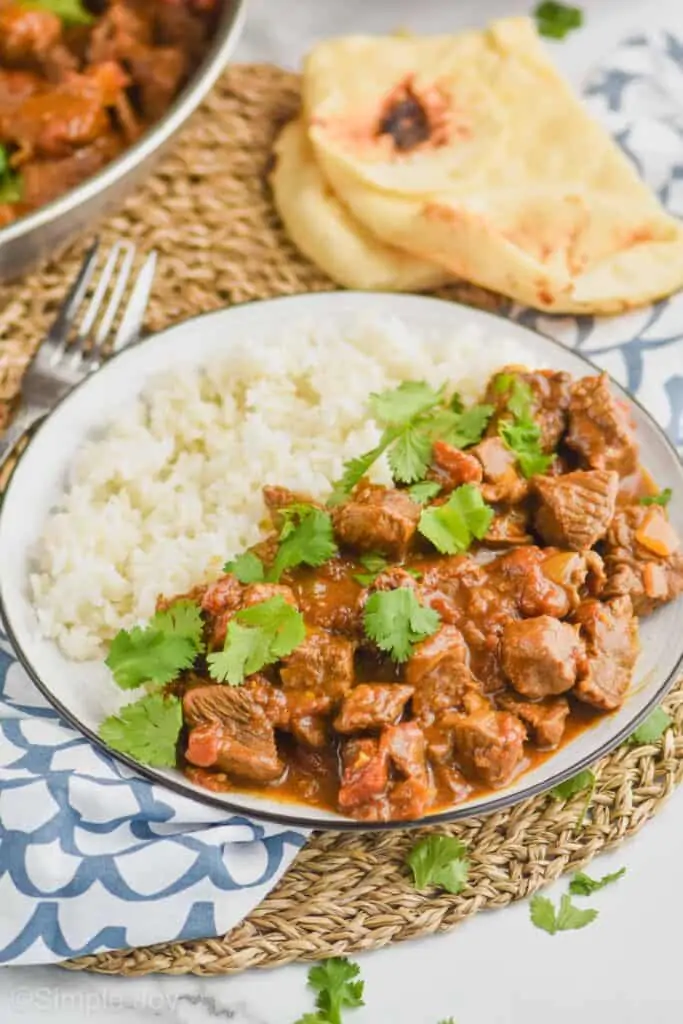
xmin=533 ymin=1 xmax=583 ymax=39
xmin=569 ymin=867 xmax=626 ymax=896
xmin=21 ymin=0 xmax=95 ymax=24
xmin=438 ymin=403 xmax=495 ymax=448
xmin=0 ymin=145 xmax=22 ymax=204
xmin=105 ymin=600 xmax=204 ymax=690
xmin=407 ymin=835 xmax=470 ymax=894
xmin=388 ymin=425 xmax=434 ymax=484
xmin=369 ymin=380 xmax=444 ymax=425
xmin=640 ymin=488 xmax=672 ymax=507
xmin=269 ymin=506 xmax=338 ymax=581
xmin=223 ymin=551 xmax=265 ymax=584
xmin=408 ymin=480 xmax=442 ymax=504
xmin=530 ymin=893 xmax=598 ymax=934
xmin=207 ymin=594 xmax=306 ymax=685
xmin=99 ymin=692 xmax=182 ymax=767
xmin=352 ymin=551 xmax=389 ymax=586
xmin=551 ymin=769 xmax=595 ymax=801
xmin=628 ymin=706 xmax=672 ymax=745
xmin=301 ymin=957 xmax=365 ymax=1024
xmin=497 ymin=375 xmax=554 ymax=478
xmin=364 ymin=587 xmax=440 ymax=662
xmin=418 ymin=484 xmax=494 ymax=555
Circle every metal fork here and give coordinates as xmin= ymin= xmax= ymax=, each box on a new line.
xmin=0 ymin=239 xmax=157 ymax=469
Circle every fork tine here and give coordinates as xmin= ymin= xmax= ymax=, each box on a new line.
xmin=93 ymin=241 xmax=136 ymax=351
xmin=112 ymin=250 xmax=157 ymax=352
xmin=76 ymin=242 xmax=122 ymax=342
xmin=46 ymin=238 xmax=100 ymax=363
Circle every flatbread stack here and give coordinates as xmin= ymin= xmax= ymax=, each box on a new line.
xmin=270 ymin=17 xmax=683 ymax=313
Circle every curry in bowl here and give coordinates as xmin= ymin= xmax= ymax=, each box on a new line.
xmin=0 ymin=0 xmax=218 ymax=226
xmin=97 ymin=365 xmax=683 ymax=822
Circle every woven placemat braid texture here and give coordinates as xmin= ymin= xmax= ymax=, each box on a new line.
xmin=1 ymin=64 xmax=682 ymax=976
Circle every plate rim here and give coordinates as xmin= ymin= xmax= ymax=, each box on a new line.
xmin=2 ymin=289 xmax=682 ymax=832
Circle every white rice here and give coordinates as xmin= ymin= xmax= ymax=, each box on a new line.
xmin=29 ymin=314 xmax=531 ymax=660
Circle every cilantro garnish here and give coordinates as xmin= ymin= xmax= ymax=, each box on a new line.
xmin=363 ymin=587 xmax=440 ymax=662
xmin=269 ymin=505 xmax=338 ymax=581
xmin=207 ymin=594 xmax=306 ymax=685
xmin=99 ymin=692 xmax=182 ymax=767
xmin=551 ymin=768 xmax=595 ymax=801
xmin=628 ymin=706 xmax=672 ymax=745
xmin=223 ymin=551 xmax=265 ymax=583
xmin=295 ymin=958 xmax=365 ymax=1024
xmin=408 ymin=480 xmax=442 ymax=504
xmin=530 ymin=893 xmax=598 ymax=934
xmin=418 ymin=484 xmax=494 ymax=555
xmin=533 ymin=1 xmax=583 ymax=39
xmin=330 ymin=381 xmax=493 ymax=499
xmin=407 ymin=835 xmax=470 ymax=894
xmin=21 ymin=0 xmax=95 ymax=24
xmin=105 ymin=600 xmax=204 ymax=690
xmin=640 ymin=488 xmax=672 ymax=507
xmin=569 ymin=867 xmax=625 ymax=896
xmin=352 ymin=551 xmax=389 ymax=586
xmin=0 ymin=145 xmax=21 ymax=204
xmin=496 ymin=375 xmax=554 ymax=479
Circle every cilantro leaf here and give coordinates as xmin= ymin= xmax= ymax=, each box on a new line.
xmin=450 ymin=392 xmax=464 ymax=413
xmin=353 ymin=552 xmax=389 ymax=586
xmin=388 ymin=426 xmax=433 ymax=484
xmin=270 ymin=507 xmax=338 ymax=581
xmin=499 ymin=418 xmax=553 ymax=478
xmin=409 ymin=480 xmax=442 ymax=504
xmin=551 ymin=769 xmax=595 ymax=801
xmin=534 ymin=1 xmax=583 ymax=39
xmin=569 ymin=867 xmax=626 ymax=896
xmin=328 ymin=430 xmax=399 ymax=505
xmin=99 ymin=693 xmax=182 ymax=767
xmin=23 ymin=0 xmax=95 ymax=23
xmin=364 ymin=587 xmax=440 ymax=662
xmin=640 ymin=488 xmax=672 ymax=507
xmin=530 ymin=893 xmax=598 ymax=934
xmin=441 ymin=403 xmax=495 ymax=448
xmin=628 ymin=706 xmax=672 ymax=745
xmin=418 ymin=484 xmax=494 ymax=555
xmin=369 ymin=380 xmax=443 ymax=425
xmin=105 ymin=600 xmax=204 ymax=690
xmin=223 ymin=551 xmax=265 ymax=584
xmin=0 ymin=144 xmax=21 ymax=204
xmin=307 ymin=958 xmax=365 ymax=1024
xmin=207 ymin=595 xmax=306 ymax=685
xmin=407 ymin=835 xmax=470 ymax=894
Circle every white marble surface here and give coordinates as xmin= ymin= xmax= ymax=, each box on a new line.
xmin=3 ymin=0 xmax=683 ymax=1020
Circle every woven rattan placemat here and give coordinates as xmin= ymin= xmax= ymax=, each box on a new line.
xmin=1 ymin=64 xmax=682 ymax=977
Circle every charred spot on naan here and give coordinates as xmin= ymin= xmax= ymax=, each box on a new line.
xmin=376 ymin=76 xmax=454 ymax=152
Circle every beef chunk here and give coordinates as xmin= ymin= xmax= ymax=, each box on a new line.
xmin=201 ymin=574 xmax=243 ymax=616
xmin=19 ymin=132 xmax=124 ymax=210
xmin=242 ymin=582 xmax=298 ymax=610
xmin=124 ymin=44 xmax=188 ymax=120
xmin=566 ymin=373 xmax=638 ymax=476
xmin=501 ymin=616 xmax=585 ymax=698
xmin=383 ymin=722 xmax=434 ymax=820
xmin=293 ymin=558 xmax=363 ymax=638
xmin=332 ymin=483 xmax=420 ymax=558
xmin=573 ymin=596 xmax=639 ymax=711
xmin=470 ymin=437 xmax=528 ymax=504
xmin=338 ymin=736 xmax=389 ymax=814
xmin=280 ymin=630 xmax=356 ymax=699
xmin=405 ymin=625 xmax=474 ymax=725
xmin=242 ymin=674 xmax=290 ymax=730
xmin=486 ymin=367 xmax=571 ymax=453
xmin=285 ymin=690 xmax=334 ymax=748
xmin=183 ymin=686 xmax=283 ymax=782
xmin=334 ymin=683 xmax=413 ymax=733
xmin=0 ymin=7 xmax=62 ymax=66
xmin=204 ymin=579 xmax=297 ymax=650
xmin=483 ymin=507 xmax=532 ymax=548
xmin=603 ymin=505 xmax=683 ymax=615
xmin=427 ymin=440 xmax=483 ymax=492
xmin=445 ymin=691 xmax=527 ymax=787
xmin=497 ymin=693 xmax=570 ymax=748
xmin=533 ymin=469 xmax=618 ymax=551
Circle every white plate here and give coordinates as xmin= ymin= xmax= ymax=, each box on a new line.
xmin=1 ymin=292 xmax=682 ymax=831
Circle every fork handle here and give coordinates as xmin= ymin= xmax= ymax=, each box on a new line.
xmin=0 ymin=402 xmax=48 ymax=474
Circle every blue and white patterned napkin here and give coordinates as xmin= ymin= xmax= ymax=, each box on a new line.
xmin=1 ymin=31 xmax=683 ymax=968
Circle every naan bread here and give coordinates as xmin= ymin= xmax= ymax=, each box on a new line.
xmin=270 ymin=119 xmax=449 ymax=292
xmin=303 ymin=17 xmax=683 ymax=313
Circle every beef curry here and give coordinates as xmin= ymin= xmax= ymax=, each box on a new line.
xmin=103 ymin=365 xmax=683 ymax=822
xmin=0 ymin=0 xmax=218 ymax=226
